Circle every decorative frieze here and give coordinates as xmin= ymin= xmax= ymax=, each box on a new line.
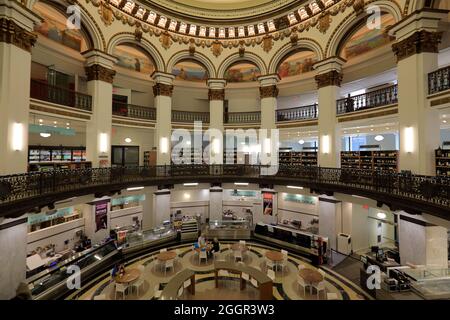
xmin=314 ymin=70 xmax=343 ymax=88
xmin=0 ymin=18 xmax=37 ymax=52
xmin=208 ymin=89 xmax=225 ymax=101
xmin=392 ymin=30 xmax=443 ymax=62
xmin=260 ymin=85 xmax=279 ymax=99
xmin=85 ymin=64 xmax=116 ymax=83
xmin=153 ymin=83 xmax=174 ymax=97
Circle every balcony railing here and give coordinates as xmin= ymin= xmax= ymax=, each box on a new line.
xmin=30 ymin=79 xmax=92 ymax=111
xmin=112 ymin=101 xmax=156 ymax=120
xmin=276 ymin=104 xmax=318 ymax=122
xmin=429 ymin=66 xmax=450 ymax=95
xmin=0 ymin=165 xmax=449 ymax=219
xmin=172 ymin=110 xmax=210 ymax=123
xmin=336 ymin=84 xmax=398 ymax=115
xmin=225 ymin=112 xmax=261 ymax=124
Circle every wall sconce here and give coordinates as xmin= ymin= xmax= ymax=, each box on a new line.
xmin=321 ymin=135 xmax=330 ymax=154
xmin=12 ymin=123 xmax=24 ymax=151
xmin=404 ymin=127 xmax=414 ymax=153
xmin=263 ymin=138 xmax=271 ymax=154
xmin=99 ymin=133 xmax=108 ymax=153
xmin=212 ymin=138 xmax=221 ymax=155
xmin=160 ymin=137 xmax=168 ymax=154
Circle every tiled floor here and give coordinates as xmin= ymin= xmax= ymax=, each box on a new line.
xmin=71 ymin=242 xmax=368 ymax=301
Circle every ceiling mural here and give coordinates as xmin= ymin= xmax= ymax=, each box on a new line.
xmin=113 ymin=44 xmax=156 ymax=74
xmin=224 ymin=63 xmax=261 ymax=83
xmin=172 ymin=61 xmax=208 ymax=81
xmin=33 ymin=2 xmax=87 ymax=52
xmin=341 ymin=14 xmax=396 ymax=60
xmin=277 ymin=51 xmax=317 ymax=79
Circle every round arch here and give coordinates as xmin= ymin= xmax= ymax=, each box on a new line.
xmin=29 ymin=0 xmax=105 ymax=51
xmin=107 ymin=33 xmax=165 ymax=72
xmin=166 ymin=50 xmax=216 ymax=78
xmin=325 ymin=0 xmax=403 ymax=58
xmin=217 ymin=52 xmax=267 ymax=79
xmin=268 ymin=38 xmax=324 ymax=74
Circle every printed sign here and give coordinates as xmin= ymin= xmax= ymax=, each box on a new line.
xmin=95 ymin=200 xmax=109 ymax=232
xmin=263 ymin=193 xmax=273 ymax=216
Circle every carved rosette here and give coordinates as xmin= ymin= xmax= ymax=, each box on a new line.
xmin=208 ymin=89 xmax=225 ymax=101
xmin=392 ymin=30 xmax=443 ymax=62
xmin=259 ymin=85 xmax=279 ymax=99
xmin=153 ymin=83 xmax=174 ymax=97
xmin=314 ymin=70 xmax=343 ymax=88
xmin=85 ymin=64 xmax=116 ymax=83
xmin=0 ymin=18 xmax=37 ymax=52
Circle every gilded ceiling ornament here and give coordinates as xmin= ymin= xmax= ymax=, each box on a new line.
xmin=189 ymin=39 xmax=196 ymax=56
xmin=134 ymin=26 xmax=142 ymax=42
xmin=160 ymin=31 xmax=172 ymax=50
xmin=290 ymin=31 xmax=298 ymax=46
xmin=352 ymin=0 xmax=365 ymax=14
xmin=262 ymin=35 xmax=273 ymax=53
xmin=98 ymin=1 xmax=113 ymax=26
xmin=317 ymin=12 xmax=332 ymax=34
xmin=211 ymin=40 xmax=223 ymax=57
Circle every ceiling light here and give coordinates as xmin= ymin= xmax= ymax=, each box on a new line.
xmin=127 ymin=186 xmax=144 ymax=191
xmin=374 ymin=135 xmax=384 ymax=142
xmin=183 ymin=183 xmax=198 ymax=186
xmin=443 ymin=120 xmax=447 ymax=124
xmin=298 ymin=139 xmax=305 ymax=145
xmin=53 ymin=121 xmax=57 ymax=124
xmin=184 ymin=193 xmax=191 ymax=199
xmin=39 ymin=119 xmax=43 ymax=123
xmin=40 ymin=132 xmax=51 ymax=138
xmin=287 ymin=186 xmax=303 ymax=190
xmin=66 ymin=122 xmax=70 ymax=126
xmin=39 ymin=123 xmax=43 ymax=126
xmin=377 ymin=212 xmax=387 ymax=219
xmin=370 ymin=128 xmax=374 ymax=131
xmin=124 ymin=138 xmax=132 ymax=143
xmin=234 ymin=182 xmax=248 ymax=186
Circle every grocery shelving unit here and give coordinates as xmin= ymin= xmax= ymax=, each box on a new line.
xmin=435 ymin=147 xmax=450 ymax=177
xmin=341 ymin=150 xmax=398 ymax=172
xmin=278 ymin=151 xmax=318 ymax=166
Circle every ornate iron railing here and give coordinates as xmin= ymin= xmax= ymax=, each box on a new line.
xmin=276 ymin=104 xmax=318 ymax=122
xmin=172 ymin=110 xmax=210 ymax=123
xmin=429 ymin=66 xmax=450 ymax=95
xmin=225 ymin=112 xmax=261 ymax=124
xmin=30 ymin=79 xmax=92 ymax=111
xmin=336 ymin=84 xmax=398 ymax=115
xmin=0 ymin=165 xmax=449 ymax=218
xmin=112 ymin=101 xmax=156 ymax=120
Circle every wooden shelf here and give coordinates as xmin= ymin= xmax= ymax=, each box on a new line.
xmin=340 ymin=150 xmax=398 ymax=172
xmin=279 ymin=151 xmax=317 ymax=166
xmin=435 ymin=148 xmax=450 ymax=177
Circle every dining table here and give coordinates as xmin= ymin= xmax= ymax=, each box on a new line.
xmin=115 ymin=268 xmax=141 ymax=284
xmin=299 ymin=268 xmax=324 ymax=294
xmin=157 ymin=251 xmax=177 ymax=261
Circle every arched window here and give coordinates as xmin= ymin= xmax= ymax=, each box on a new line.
xmin=33 ymin=2 xmax=89 ymax=52
xmin=339 ymin=14 xmax=395 ymax=60
xmin=277 ymin=50 xmax=317 ymax=79
xmin=172 ymin=60 xmax=208 ymax=82
xmin=224 ymin=62 xmax=261 ymax=83
xmin=113 ymin=44 xmax=155 ymax=74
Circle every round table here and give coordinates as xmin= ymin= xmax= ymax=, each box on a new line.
xmin=157 ymin=251 xmax=177 ymax=261
xmin=115 ymin=268 xmax=141 ymax=284
xmin=231 ymin=243 xmax=248 ymax=252
xmin=299 ymin=268 xmax=323 ymax=284
xmin=265 ymin=250 xmax=284 ymax=262
xmin=195 ymin=245 xmax=212 ymax=253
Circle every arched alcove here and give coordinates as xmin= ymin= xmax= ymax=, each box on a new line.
xmin=171 ymin=60 xmax=209 ymax=82
xmin=276 ymin=50 xmax=318 ymax=79
xmin=113 ymin=43 xmax=156 ymax=74
xmin=224 ymin=61 xmax=261 ymax=83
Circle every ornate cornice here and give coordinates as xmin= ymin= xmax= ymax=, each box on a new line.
xmin=153 ymin=83 xmax=174 ymax=97
xmin=392 ymin=30 xmax=443 ymax=62
xmin=85 ymin=64 xmax=116 ymax=83
xmin=0 ymin=17 xmax=37 ymax=53
xmin=208 ymin=89 xmax=225 ymax=101
xmin=259 ymin=85 xmax=279 ymax=99
xmin=314 ymin=70 xmax=343 ymax=88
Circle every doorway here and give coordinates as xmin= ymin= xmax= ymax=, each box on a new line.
xmin=112 ymin=146 xmax=140 ymax=167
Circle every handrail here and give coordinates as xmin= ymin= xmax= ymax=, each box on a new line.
xmin=225 ymin=111 xmax=261 ymax=124
xmin=276 ymin=104 xmax=318 ymax=121
xmin=428 ymin=65 xmax=450 ymax=95
xmin=336 ymin=84 xmax=398 ymax=115
xmin=172 ymin=110 xmax=210 ymax=123
xmin=112 ymin=101 xmax=156 ymax=120
xmin=0 ymin=165 xmax=448 ymax=219
xmin=30 ymin=79 xmax=92 ymax=111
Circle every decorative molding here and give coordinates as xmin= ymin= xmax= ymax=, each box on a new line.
xmin=392 ymin=30 xmax=442 ymax=62
xmin=153 ymin=83 xmax=174 ymax=97
xmin=317 ymin=12 xmax=332 ymax=34
xmin=211 ymin=40 xmax=223 ymax=57
xmin=262 ymin=35 xmax=273 ymax=53
xmin=0 ymin=17 xmax=37 ymax=52
xmin=259 ymin=85 xmax=279 ymax=99
xmin=314 ymin=70 xmax=343 ymax=88
xmin=30 ymin=104 xmax=91 ymax=120
xmin=430 ymin=96 xmax=450 ymax=108
xmin=85 ymin=64 xmax=116 ymax=83
xmin=337 ymin=106 xmax=398 ymax=122
xmin=208 ymin=89 xmax=225 ymax=101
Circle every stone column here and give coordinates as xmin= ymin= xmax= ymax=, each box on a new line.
xmin=82 ymin=50 xmax=117 ymax=168
xmin=318 ymin=197 xmax=342 ymax=251
xmin=314 ymin=57 xmax=346 ymax=168
xmin=391 ymin=9 xmax=447 ymax=175
xmin=209 ymin=187 xmax=223 ymax=222
xmin=153 ymin=189 xmax=171 ymax=226
xmin=258 ymin=74 xmax=279 ymax=130
xmin=207 ymin=79 xmax=226 ymax=164
xmin=0 ymin=1 xmax=40 ymax=174
xmin=152 ymin=72 xmax=174 ymax=165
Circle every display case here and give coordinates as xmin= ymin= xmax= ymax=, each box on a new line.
xmin=206 ymin=219 xmax=251 ymax=240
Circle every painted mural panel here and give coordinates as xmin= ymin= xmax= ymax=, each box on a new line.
xmin=172 ymin=61 xmax=208 ymax=81
xmin=33 ymin=2 xmax=87 ymax=52
xmin=113 ymin=45 xmax=155 ymax=74
xmin=224 ymin=63 xmax=261 ymax=83
xmin=277 ymin=51 xmax=317 ymax=79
